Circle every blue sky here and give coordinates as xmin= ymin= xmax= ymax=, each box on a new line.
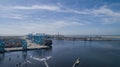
xmin=0 ymin=0 xmax=120 ymax=35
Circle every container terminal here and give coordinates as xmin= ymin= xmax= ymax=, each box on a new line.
xmin=0 ymin=33 xmax=52 ymax=53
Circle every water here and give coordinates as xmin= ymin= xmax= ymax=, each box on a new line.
xmin=0 ymin=40 xmax=120 ymax=67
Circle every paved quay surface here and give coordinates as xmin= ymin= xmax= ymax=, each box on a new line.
xmin=4 ymin=39 xmax=49 ymax=52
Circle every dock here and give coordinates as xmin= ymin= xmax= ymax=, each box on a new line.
xmin=4 ymin=45 xmax=49 ymax=52
xmin=3 ymin=39 xmax=50 ymax=52
xmin=0 ymin=34 xmax=52 ymax=53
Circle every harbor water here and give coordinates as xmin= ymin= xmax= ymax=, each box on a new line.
xmin=0 ymin=40 xmax=120 ymax=67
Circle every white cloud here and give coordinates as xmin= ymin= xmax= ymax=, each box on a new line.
xmin=13 ymin=5 xmax=60 ymax=11
xmin=51 ymin=21 xmax=84 ymax=28
xmin=56 ymin=8 xmax=90 ymax=14
xmin=91 ymin=5 xmax=120 ymax=24
xmin=58 ymin=5 xmax=120 ymax=17
xmin=1 ymin=4 xmax=120 ymax=16
xmin=102 ymin=17 xmax=120 ymax=24
xmin=91 ymin=5 xmax=120 ymax=17
xmin=0 ymin=4 xmax=120 ymax=24
xmin=0 ymin=4 xmax=90 ymax=15
xmin=0 ymin=13 xmax=25 ymax=19
xmin=0 ymin=4 xmax=120 ymax=35
xmin=0 ymin=5 xmax=61 ymax=19
xmin=0 ymin=20 xmax=84 ymax=35
xmin=21 ymin=21 xmax=84 ymax=30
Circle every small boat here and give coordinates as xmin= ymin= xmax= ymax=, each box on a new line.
xmin=73 ymin=57 xmax=80 ymax=67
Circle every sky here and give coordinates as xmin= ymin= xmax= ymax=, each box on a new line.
xmin=0 ymin=0 xmax=120 ymax=35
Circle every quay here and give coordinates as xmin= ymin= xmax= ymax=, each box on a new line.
xmin=1 ymin=39 xmax=51 ymax=52
xmin=4 ymin=44 xmax=50 ymax=52
xmin=4 ymin=45 xmax=49 ymax=52
xmin=0 ymin=33 xmax=52 ymax=53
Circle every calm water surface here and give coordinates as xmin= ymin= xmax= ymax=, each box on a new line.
xmin=0 ymin=40 xmax=120 ymax=67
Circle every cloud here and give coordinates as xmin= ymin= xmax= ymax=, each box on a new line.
xmin=0 ymin=4 xmax=89 ymax=15
xmin=88 ymin=5 xmax=120 ymax=24
xmin=91 ymin=5 xmax=120 ymax=17
xmin=51 ymin=21 xmax=84 ymax=28
xmin=21 ymin=20 xmax=84 ymax=30
xmin=0 ymin=4 xmax=120 ymax=24
xmin=60 ymin=5 xmax=120 ymax=17
xmin=0 ymin=13 xmax=25 ymax=19
xmin=0 ymin=6 xmax=26 ymax=19
xmin=0 ymin=5 xmax=61 ymax=19
xmin=0 ymin=20 xmax=84 ymax=35
xmin=102 ymin=17 xmax=120 ymax=24
xmin=13 ymin=5 xmax=60 ymax=11
xmin=1 ymin=4 xmax=120 ymax=16
xmin=0 ymin=3 xmax=120 ymax=35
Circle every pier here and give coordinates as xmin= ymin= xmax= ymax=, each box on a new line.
xmin=1 ymin=39 xmax=50 ymax=52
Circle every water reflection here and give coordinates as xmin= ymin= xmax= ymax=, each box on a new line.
xmin=29 ymin=48 xmax=52 ymax=57
xmin=22 ymin=51 xmax=27 ymax=60
xmin=0 ymin=40 xmax=120 ymax=67
xmin=27 ymin=48 xmax=52 ymax=67
xmin=0 ymin=48 xmax=52 ymax=67
xmin=0 ymin=53 xmax=4 ymax=64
